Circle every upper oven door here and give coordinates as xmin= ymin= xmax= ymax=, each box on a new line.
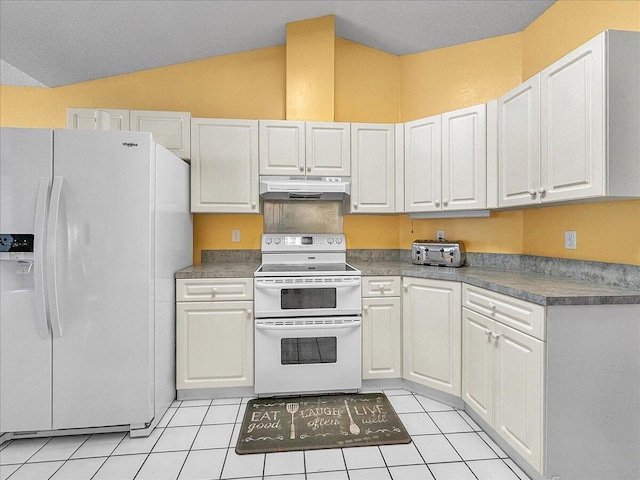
xmin=254 ymin=276 xmax=361 ymax=318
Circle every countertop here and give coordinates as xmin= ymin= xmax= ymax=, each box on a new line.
xmin=175 ymin=260 xmax=640 ymax=306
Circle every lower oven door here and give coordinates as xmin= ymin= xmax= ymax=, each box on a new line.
xmin=254 ymin=316 xmax=362 ymax=396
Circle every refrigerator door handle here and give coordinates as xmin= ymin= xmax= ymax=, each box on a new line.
xmin=46 ymin=176 xmax=63 ymax=338
xmin=34 ymin=177 xmax=51 ymax=338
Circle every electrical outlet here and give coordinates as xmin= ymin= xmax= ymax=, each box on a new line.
xmin=232 ymin=230 xmax=241 ymax=243
xmin=436 ymin=230 xmax=445 ymax=241
xmin=565 ymin=231 xmax=577 ymax=249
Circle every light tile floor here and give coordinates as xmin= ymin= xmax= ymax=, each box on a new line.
xmin=0 ymin=390 xmax=531 ymax=480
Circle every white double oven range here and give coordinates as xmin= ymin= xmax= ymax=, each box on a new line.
xmin=253 ymin=233 xmax=362 ymax=397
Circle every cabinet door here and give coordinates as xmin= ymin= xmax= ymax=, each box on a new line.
xmin=494 ymin=322 xmax=544 ymax=473
xmin=305 ymin=122 xmax=351 ymax=176
xmin=498 ymin=75 xmax=541 ymax=207
xmin=66 ymin=108 xmax=129 ymax=131
xmin=176 ymin=301 xmax=254 ymax=389
xmin=259 ymin=120 xmax=305 ymax=175
xmin=541 ymin=34 xmax=605 ymax=202
xmin=190 ymin=118 xmax=259 ymax=213
xmin=351 ymin=123 xmax=395 ymax=213
xmin=402 ymin=278 xmax=461 ymax=396
xmin=462 ymin=308 xmax=494 ymax=426
xmin=404 ymin=115 xmax=442 ymax=212
xmin=442 ymin=104 xmax=487 ymax=211
xmin=362 ymin=297 xmax=402 ymax=380
xmin=130 ymin=110 xmax=191 ymax=160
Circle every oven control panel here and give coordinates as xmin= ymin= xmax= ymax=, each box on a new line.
xmin=261 ymin=234 xmax=345 ymax=252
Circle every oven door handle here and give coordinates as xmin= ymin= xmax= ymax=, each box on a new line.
xmin=255 ymin=320 xmax=361 ymax=331
xmin=255 ymin=280 xmax=361 ymax=289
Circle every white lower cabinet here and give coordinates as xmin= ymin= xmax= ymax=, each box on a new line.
xmin=462 ymin=285 xmax=545 ymax=475
xmin=402 ymin=278 xmax=461 ymax=396
xmin=176 ymin=278 xmax=253 ymax=390
xmin=362 ymin=277 xmax=402 ymax=379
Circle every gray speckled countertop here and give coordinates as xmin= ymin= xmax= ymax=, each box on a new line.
xmin=176 ymin=262 xmax=260 ymax=279
xmin=175 ymin=258 xmax=640 ymax=306
xmin=350 ymin=261 xmax=640 ymax=306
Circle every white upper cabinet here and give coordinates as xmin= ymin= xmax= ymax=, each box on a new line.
xmin=499 ymin=30 xmax=640 ymax=207
xmin=405 ymin=115 xmax=442 ymax=212
xmin=498 ymin=76 xmax=541 ymax=208
xmin=259 ymin=120 xmax=305 ymax=175
xmin=190 ymin=118 xmax=259 ymax=213
xmin=442 ymin=104 xmax=487 ymax=211
xmin=67 ymin=108 xmax=130 ymax=131
xmin=351 ymin=123 xmax=397 ymax=213
xmin=67 ymin=108 xmax=191 ymax=160
xmin=130 ymin=110 xmax=191 ymax=160
xmin=305 ymin=122 xmax=351 ymax=176
xmin=405 ymin=104 xmax=487 ymax=213
xmin=259 ymin=121 xmax=350 ymax=177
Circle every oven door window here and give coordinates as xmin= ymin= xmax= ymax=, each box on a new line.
xmin=281 ymin=288 xmax=337 ymax=310
xmin=281 ymin=337 xmax=337 ymax=365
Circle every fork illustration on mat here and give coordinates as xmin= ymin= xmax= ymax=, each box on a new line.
xmin=286 ymin=402 xmax=299 ymax=439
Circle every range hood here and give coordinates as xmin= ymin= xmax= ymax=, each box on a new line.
xmin=259 ymin=176 xmax=351 ymax=200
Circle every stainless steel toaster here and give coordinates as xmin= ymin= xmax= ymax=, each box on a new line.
xmin=411 ymin=240 xmax=466 ymax=267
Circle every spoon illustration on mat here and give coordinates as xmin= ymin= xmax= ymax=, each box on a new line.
xmin=286 ymin=403 xmax=299 ymax=439
xmin=344 ymin=400 xmax=360 ymax=435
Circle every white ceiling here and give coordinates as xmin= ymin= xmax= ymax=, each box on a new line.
xmin=0 ymin=0 xmax=555 ymax=88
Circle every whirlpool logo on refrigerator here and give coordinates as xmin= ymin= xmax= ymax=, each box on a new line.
xmin=122 ymin=142 xmax=138 ymax=148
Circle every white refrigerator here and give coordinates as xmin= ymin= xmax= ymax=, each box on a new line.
xmin=0 ymin=128 xmax=192 ymax=438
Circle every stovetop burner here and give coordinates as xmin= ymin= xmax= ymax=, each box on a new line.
xmin=256 ymin=233 xmax=360 ymax=277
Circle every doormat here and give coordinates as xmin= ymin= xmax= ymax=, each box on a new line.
xmin=235 ymin=392 xmax=411 ymax=455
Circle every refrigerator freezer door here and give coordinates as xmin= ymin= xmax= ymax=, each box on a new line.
xmin=0 ymin=128 xmax=53 ymax=432
xmin=50 ymin=130 xmax=155 ymax=429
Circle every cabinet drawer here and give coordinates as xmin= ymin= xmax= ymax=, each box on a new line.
xmin=363 ymin=276 xmax=401 ymax=297
xmin=462 ymin=284 xmax=545 ymax=341
xmin=176 ymin=278 xmax=253 ymax=302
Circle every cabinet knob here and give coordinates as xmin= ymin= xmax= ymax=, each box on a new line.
xmin=528 ymin=189 xmax=536 ymax=197
xmin=211 ymin=288 xmax=217 ymax=296
xmin=488 ymin=302 xmax=496 ymax=310
xmin=246 ymin=308 xmax=253 ymax=317
xmin=363 ymin=305 xmax=369 ymax=312
xmin=538 ymin=187 xmax=546 ymax=195
xmin=484 ymin=328 xmax=492 ymax=336
xmin=251 ymin=202 xmax=256 ymax=209
xmin=435 ymin=200 xmax=441 ymax=207
xmin=379 ymin=285 xmax=386 ymax=291
xmin=307 ymin=166 xmax=312 ymax=173
xmin=442 ymin=199 xmax=448 ymax=207
xmin=491 ymin=332 xmax=501 ymax=340
xmin=353 ymin=203 xmax=358 ymax=209
xmin=403 ymin=284 xmax=408 ymax=292
xmin=300 ymin=166 xmax=304 ymax=172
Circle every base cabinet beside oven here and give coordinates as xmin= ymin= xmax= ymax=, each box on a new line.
xmin=176 ymin=278 xmax=254 ymax=390
xmin=402 ymin=278 xmax=461 ymax=396
xmin=361 ymin=276 xmax=402 ymax=380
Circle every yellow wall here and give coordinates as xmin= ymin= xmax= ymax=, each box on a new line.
xmin=2 ymin=1 xmax=639 ymax=265
xmin=400 ymin=33 xmax=522 ymax=121
xmin=286 ymin=15 xmax=335 ymax=121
